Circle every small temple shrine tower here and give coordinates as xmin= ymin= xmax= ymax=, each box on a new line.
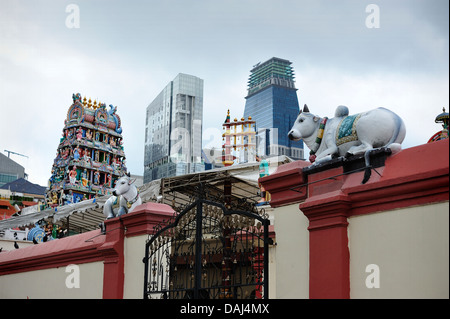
xmin=222 ymin=110 xmax=257 ymax=166
xmin=428 ymin=107 xmax=449 ymax=143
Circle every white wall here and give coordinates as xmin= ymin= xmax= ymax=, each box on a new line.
xmin=0 ymin=261 xmax=104 ymax=299
xmin=271 ymin=203 xmax=309 ymax=298
xmin=123 ymin=234 xmax=148 ymax=299
xmin=348 ymin=201 xmax=449 ymax=298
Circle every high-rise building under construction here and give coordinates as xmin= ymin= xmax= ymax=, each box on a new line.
xmin=243 ymin=57 xmax=304 ymax=160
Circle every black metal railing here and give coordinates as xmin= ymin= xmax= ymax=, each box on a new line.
xmin=143 ymin=198 xmax=270 ymax=299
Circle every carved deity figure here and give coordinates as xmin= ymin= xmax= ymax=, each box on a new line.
xmin=81 ymin=169 xmax=89 ymax=187
xmin=106 ymin=173 xmax=112 ymax=188
xmin=76 ymin=127 xmax=83 ymax=141
xmin=73 ymin=147 xmax=80 ymax=161
xmin=94 ymin=170 xmax=100 ymax=185
xmin=83 ymin=149 xmax=91 ymax=165
xmin=86 ymin=129 xmax=93 ymax=140
xmin=69 ymin=166 xmax=78 ymax=185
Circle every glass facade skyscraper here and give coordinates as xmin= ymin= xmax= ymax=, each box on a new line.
xmin=243 ymin=57 xmax=304 ymax=160
xmin=143 ymin=73 xmax=204 ymax=183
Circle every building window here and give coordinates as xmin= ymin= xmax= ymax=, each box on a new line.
xmin=0 ymin=173 xmax=18 ymax=187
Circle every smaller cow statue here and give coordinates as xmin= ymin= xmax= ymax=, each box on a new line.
xmin=103 ymin=172 xmax=142 ymax=220
xmin=288 ymin=104 xmax=406 ymax=183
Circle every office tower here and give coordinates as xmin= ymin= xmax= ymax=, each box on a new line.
xmin=144 ymin=73 xmax=204 ymax=183
xmin=0 ymin=152 xmax=26 ymax=187
xmin=243 ymin=57 xmax=304 ymax=160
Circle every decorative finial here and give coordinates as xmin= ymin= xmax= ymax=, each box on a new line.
xmin=428 ymin=107 xmax=449 ymax=142
xmin=224 ymin=109 xmax=231 ymax=123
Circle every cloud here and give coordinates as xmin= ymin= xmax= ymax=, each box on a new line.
xmin=297 ymin=67 xmax=449 ymax=148
xmin=0 ymin=8 xmax=156 ymax=185
xmin=0 ymin=0 xmax=448 ymax=186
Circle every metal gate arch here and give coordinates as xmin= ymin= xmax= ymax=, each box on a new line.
xmin=143 ymin=198 xmax=270 ymax=299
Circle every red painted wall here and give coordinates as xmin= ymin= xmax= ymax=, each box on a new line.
xmin=260 ymin=139 xmax=449 ymax=299
xmin=0 ymin=202 xmax=175 ymax=299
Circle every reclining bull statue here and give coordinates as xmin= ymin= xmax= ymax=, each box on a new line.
xmin=288 ymin=104 xmax=406 ymax=183
xmin=103 ymin=172 xmax=142 ymax=220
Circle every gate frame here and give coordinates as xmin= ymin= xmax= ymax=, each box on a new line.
xmin=143 ymin=198 xmax=270 ymax=299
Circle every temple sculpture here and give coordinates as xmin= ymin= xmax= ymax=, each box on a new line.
xmin=45 ymin=93 xmax=127 ymax=206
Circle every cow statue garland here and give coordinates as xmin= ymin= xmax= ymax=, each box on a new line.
xmin=288 ymin=104 xmax=406 ymax=183
xmin=102 ymin=172 xmax=142 ymax=220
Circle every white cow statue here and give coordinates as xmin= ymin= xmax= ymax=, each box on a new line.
xmin=103 ymin=173 xmax=142 ymax=220
xmin=288 ymin=104 xmax=406 ymax=182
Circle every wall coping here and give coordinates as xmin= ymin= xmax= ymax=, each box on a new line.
xmin=0 ymin=229 xmax=105 ymax=276
xmin=260 ymin=139 xmax=449 ymax=214
xmin=259 ymin=161 xmax=309 ymax=207
xmin=121 ymin=202 xmax=175 ymax=237
xmin=301 ymin=139 xmax=449 ymax=216
xmin=0 ymin=202 xmax=176 ymax=279
xmin=259 ymin=139 xmax=449 ymax=299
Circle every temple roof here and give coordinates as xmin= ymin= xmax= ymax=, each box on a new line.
xmin=0 ymin=178 xmax=46 ymax=196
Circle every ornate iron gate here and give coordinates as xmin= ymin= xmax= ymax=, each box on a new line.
xmin=143 ymin=198 xmax=270 ymax=299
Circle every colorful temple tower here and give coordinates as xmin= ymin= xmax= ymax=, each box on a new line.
xmin=222 ymin=109 xmax=257 ymax=166
xmin=46 ymin=93 xmax=127 ymax=206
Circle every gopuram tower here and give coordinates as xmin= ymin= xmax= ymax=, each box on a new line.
xmin=46 ymin=93 xmax=127 ymax=206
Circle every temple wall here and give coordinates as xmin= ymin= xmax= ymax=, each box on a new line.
xmin=0 ymin=140 xmax=448 ymax=299
xmin=260 ymin=138 xmax=449 ymax=299
xmin=0 ymin=202 xmax=174 ymax=299
xmin=348 ymin=201 xmax=449 ymax=298
xmin=0 ymin=261 xmax=103 ymax=299
xmin=270 ymin=203 xmax=309 ymax=298
xmin=123 ymin=234 xmax=148 ymax=299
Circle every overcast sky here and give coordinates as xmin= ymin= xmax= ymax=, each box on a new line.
xmin=1 ymin=0 xmax=448 ymax=187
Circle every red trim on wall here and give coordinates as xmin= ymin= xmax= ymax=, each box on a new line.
xmin=121 ymin=202 xmax=175 ymax=237
xmin=97 ymin=203 xmax=175 ymax=298
xmin=0 ymin=229 xmax=105 ymax=276
xmin=301 ymin=192 xmax=351 ymax=299
xmin=308 ymin=217 xmax=350 ymax=299
xmin=347 ymin=174 xmax=449 ymax=216
xmin=96 ymin=202 xmax=175 ymax=299
xmin=260 ymin=139 xmax=449 ymax=299
xmin=343 ymin=139 xmax=449 ymax=216
xmin=98 ymin=216 xmax=125 ymax=299
xmin=0 ymin=202 xmax=176 ymax=299
xmin=259 ymin=161 xmax=309 ymax=207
